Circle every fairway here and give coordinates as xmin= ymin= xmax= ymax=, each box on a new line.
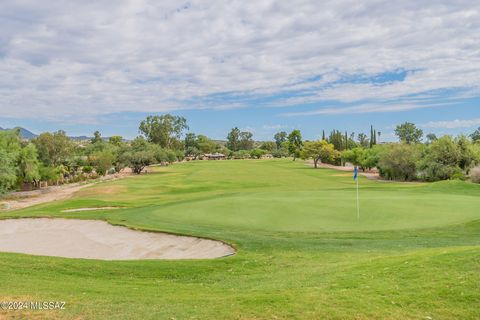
xmin=1 ymin=159 xmax=480 ymax=319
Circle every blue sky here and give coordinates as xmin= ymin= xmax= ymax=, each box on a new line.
xmin=1 ymin=1 xmax=480 ymax=141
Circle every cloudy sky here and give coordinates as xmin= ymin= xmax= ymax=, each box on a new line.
xmin=1 ymin=0 xmax=480 ymax=140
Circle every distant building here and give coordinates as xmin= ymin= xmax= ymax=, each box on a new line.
xmin=203 ymin=153 xmax=225 ymax=160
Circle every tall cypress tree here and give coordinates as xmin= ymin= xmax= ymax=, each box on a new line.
xmin=370 ymin=125 xmax=375 ymax=148
xmin=322 ymin=130 xmax=325 ymax=141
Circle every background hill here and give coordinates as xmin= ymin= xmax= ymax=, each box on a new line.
xmin=0 ymin=126 xmax=37 ymax=139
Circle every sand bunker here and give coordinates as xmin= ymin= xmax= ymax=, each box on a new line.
xmin=61 ymin=207 xmax=123 ymax=212
xmin=0 ymin=218 xmax=235 ymax=260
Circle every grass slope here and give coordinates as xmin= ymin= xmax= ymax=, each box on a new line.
xmin=1 ymin=159 xmax=479 ymax=319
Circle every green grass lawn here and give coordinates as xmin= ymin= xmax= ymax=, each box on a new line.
xmin=1 ymin=159 xmax=480 ymax=319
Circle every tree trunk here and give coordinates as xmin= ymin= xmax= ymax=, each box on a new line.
xmin=314 ymin=158 xmax=319 ymax=168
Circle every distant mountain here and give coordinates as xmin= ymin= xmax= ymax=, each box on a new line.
xmin=69 ymin=135 xmax=92 ymax=141
xmin=0 ymin=126 xmax=37 ymax=139
xmin=0 ymin=127 xmax=130 ymax=142
xmin=68 ymin=135 xmax=130 ymax=142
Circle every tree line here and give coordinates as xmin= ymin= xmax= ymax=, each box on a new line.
xmin=2 ymin=116 xmax=480 ymax=194
xmin=293 ymin=122 xmax=480 ymax=183
xmin=0 ymin=115 xmax=189 ymax=194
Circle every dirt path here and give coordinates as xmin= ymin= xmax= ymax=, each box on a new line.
xmin=0 ymin=174 xmax=128 ymax=211
xmin=307 ymin=161 xmax=380 ymax=180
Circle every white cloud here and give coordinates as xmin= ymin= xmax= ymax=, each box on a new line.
xmin=0 ymin=1 xmax=480 ymax=119
xmin=262 ymin=124 xmax=289 ymax=130
xmin=281 ymin=102 xmax=449 ymax=116
xmin=422 ymin=118 xmax=480 ymax=129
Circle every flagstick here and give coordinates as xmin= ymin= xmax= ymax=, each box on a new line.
xmin=356 ymin=176 xmax=360 ymax=220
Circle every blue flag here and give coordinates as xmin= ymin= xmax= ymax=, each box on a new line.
xmin=353 ymin=166 xmax=358 ymax=181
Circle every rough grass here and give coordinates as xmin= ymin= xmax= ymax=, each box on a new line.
xmin=0 ymin=159 xmax=479 ymax=319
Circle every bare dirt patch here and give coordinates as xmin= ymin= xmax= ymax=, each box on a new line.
xmin=0 ymin=218 xmax=235 ymax=260
xmin=75 ymin=185 xmax=128 ymax=197
xmin=0 ymin=174 xmax=129 ymax=212
xmin=307 ymin=161 xmax=380 ymax=180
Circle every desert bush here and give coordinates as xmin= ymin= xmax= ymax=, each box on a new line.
xmin=450 ymin=172 xmax=466 ymax=181
xmin=82 ymin=165 xmax=93 ymax=174
xmin=377 ymin=144 xmax=420 ymax=181
xmin=470 ymin=166 xmax=480 ymax=183
xmin=250 ymin=148 xmax=266 ymax=159
xmin=417 ymin=136 xmax=462 ymax=181
xmin=120 ymin=151 xmax=155 ymax=174
xmin=92 ymin=151 xmax=115 ymax=176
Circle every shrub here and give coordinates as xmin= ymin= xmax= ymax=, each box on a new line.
xmin=166 ymin=149 xmax=178 ymax=164
xmin=272 ymin=149 xmax=288 ymax=158
xmin=0 ymin=149 xmax=17 ymax=193
xmin=175 ymin=150 xmax=185 ymax=162
xmin=93 ymin=151 xmax=115 ymax=176
xmin=250 ymin=148 xmax=266 ymax=159
xmin=120 ymin=151 xmax=155 ymax=174
xmin=82 ymin=165 xmax=93 ymax=174
xmin=377 ymin=144 xmax=419 ymax=181
xmin=39 ymin=165 xmax=62 ymax=184
xmin=417 ymin=136 xmax=462 ymax=181
xmin=450 ymin=172 xmax=466 ymax=181
xmin=233 ymin=150 xmax=251 ymax=159
xmin=470 ymin=166 xmax=480 ymax=183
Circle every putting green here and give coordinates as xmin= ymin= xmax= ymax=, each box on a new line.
xmin=1 ymin=159 xmax=479 ymax=319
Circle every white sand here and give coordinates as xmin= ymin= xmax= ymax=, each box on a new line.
xmin=0 ymin=218 xmax=235 ymax=260
xmin=61 ymin=207 xmax=123 ymax=212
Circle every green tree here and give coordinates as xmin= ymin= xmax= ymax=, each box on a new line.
xmin=259 ymin=141 xmax=276 ymax=152
xmin=0 ymin=149 xmax=17 ymax=193
xmin=184 ymin=133 xmax=199 ymax=158
xmin=139 ymin=114 xmax=188 ymax=149
xmin=329 ymin=130 xmax=345 ymax=150
xmin=301 ymin=140 xmax=336 ymax=168
xmin=362 ymin=147 xmax=381 ymax=171
xmin=470 ymin=127 xmax=480 ymax=142
xmin=17 ymin=143 xmax=40 ymax=185
xmin=197 ymin=135 xmax=216 ymax=154
xmin=184 ymin=133 xmax=197 ymax=149
xmin=287 ymin=129 xmax=303 ymax=161
xmin=274 ymin=131 xmax=287 ymax=149
xmin=0 ymin=129 xmax=22 ymax=156
xmin=357 ymin=133 xmax=369 ymax=148
xmin=109 ymin=135 xmax=124 ymax=147
xmin=377 ymin=144 xmax=420 ymax=181
xmin=120 ymin=151 xmax=155 ymax=174
xmin=92 ymin=151 xmax=115 ymax=176
xmin=33 ymin=131 xmax=73 ymax=166
xmin=395 ymin=122 xmax=423 ymax=144
xmin=226 ymin=127 xmax=241 ymax=151
xmin=369 ymin=125 xmax=374 ymax=148
xmin=131 ymin=136 xmax=150 ymax=152
xmin=239 ymin=131 xmax=254 ymax=150
xmin=426 ymin=133 xmax=438 ymax=144
xmin=417 ymin=136 xmax=463 ymax=181
xmin=91 ymin=131 xmax=102 ymax=144
xmin=456 ymin=135 xmax=479 ymax=171
xmin=38 ymin=165 xmax=62 ymax=184
xmin=250 ymin=148 xmax=266 ymax=159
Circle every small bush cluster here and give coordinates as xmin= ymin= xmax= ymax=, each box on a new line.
xmin=470 ymin=166 xmax=480 ymax=183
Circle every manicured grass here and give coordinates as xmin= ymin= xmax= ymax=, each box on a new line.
xmin=1 ymin=159 xmax=479 ymax=319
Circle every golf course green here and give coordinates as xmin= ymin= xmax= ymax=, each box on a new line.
xmin=1 ymin=159 xmax=480 ymax=319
